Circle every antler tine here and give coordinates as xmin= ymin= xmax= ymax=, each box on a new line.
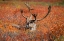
xmin=25 ymin=2 xmax=30 ymax=11
xmin=24 ymin=2 xmax=34 ymax=18
xmin=20 ymin=9 xmax=27 ymax=18
xmin=24 ymin=2 xmax=34 ymax=12
xmin=37 ymin=5 xmax=51 ymax=21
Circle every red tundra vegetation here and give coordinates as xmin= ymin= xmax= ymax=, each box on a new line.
xmin=0 ymin=2 xmax=64 ymax=41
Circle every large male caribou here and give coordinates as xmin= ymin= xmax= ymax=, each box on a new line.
xmin=20 ymin=2 xmax=51 ymax=31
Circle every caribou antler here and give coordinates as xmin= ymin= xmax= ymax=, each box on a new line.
xmin=20 ymin=9 xmax=27 ymax=19
xmin=20 ymin=3 xmax=51 ymax=31
xmin=21 ymin=2 xmax=33 ymax=19
xmin=24 ymin=2 xmax=36 ymax=20
xmin=24 ymin=2 xmax=51 ymax=21
xmin=36 ymin=5 xmax=51 ymax=21
xmin=24 ymin=2 xmax=34 ymax=12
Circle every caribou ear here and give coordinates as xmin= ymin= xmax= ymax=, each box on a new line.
xmin=20 ymin=9 xmax=23 ymax=13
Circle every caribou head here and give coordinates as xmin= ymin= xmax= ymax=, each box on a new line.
xmin=20 ymin=2 xmax=51 ymax=31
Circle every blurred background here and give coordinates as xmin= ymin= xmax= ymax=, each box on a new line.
xmin=0 ymin=0 xmax=64 ymax=41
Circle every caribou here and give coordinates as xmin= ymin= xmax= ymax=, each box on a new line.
xmin=20 ymin=2 xmax=51 ymax=31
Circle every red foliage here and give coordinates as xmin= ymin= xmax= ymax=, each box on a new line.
xmin=0 ymin=4 xmax=64 ymax=41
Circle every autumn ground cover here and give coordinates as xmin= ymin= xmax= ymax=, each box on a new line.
xmin=0 ymin=1 xmax=64 ymax=41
